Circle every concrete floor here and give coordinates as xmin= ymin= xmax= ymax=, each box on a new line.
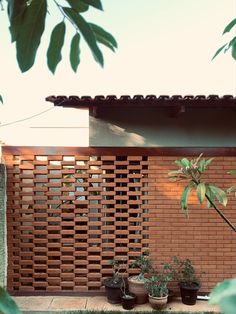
xmin=14 ymin=295 xmax=220 ymax=313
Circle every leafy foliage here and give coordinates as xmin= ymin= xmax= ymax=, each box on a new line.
xmin=3 ymin=0 xmax=117 ymax=73
xmin=0 ymin=286 xmax=21 ymax=314
xmin=168 ymin=154 xmax=227 ymax=216
xmin=209 ymin=278 xmax=236 ymax=314
xmin=171 ymin=256 xmax=200 ymax=286
xmin=62 ymin=6 xmax=104 ymax=67
xmin=130 ymin=250 xmax=153 ymax=281
xmin=213 ymin=18 xmax=236 ymax=61
xmin=108 ymin=258 xmax=126 ymax=284
xmin=168 ymin=154 xmax=236 ymax=232
xmin=145 ymin=263 xmax=172 ymax=297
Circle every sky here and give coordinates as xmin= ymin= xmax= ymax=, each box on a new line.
xmin=0 ymin=0 xmax=235 ymax=144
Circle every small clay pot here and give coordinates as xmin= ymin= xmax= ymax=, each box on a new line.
xmin=148 ymin=294 xmax=168 ymax=310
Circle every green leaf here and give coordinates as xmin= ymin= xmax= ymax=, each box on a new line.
xmin=66 ymin=0 xmax=89 ymax=12
xmin=7 ymin=0 xmax=26 ymax=20
xmin=205 ymin=184 xmax=215 ymax=208
xmin=212 ymin=43 xmax=228 ymax=60
xmin=208 ymin=185 xmax=227 ymax=207
xmin=231 ymin=37 xmax=236 ymax=60
xmin=180 ymin=158 xmax=190 ymax=169
xmin=180 ymin=185 xmax=193 ymax=217
xmin=168 ymin=170 xmax=184 ymax=176
xmin=196 ymin=183 xmax=206 ymax=204
xmin=81 ymin=0 xmax=103 ymax=10
xmin=175 ymin=160 xmax=183 ymax=167
xmin=70 ymin=33 xmax=81 ymax=72
xmin=223 ymin=18 xmax=236 ymax=34
xmin=199 ymin=158 xmax=214 ymax=172
xmin=0 ymin=286 xmax=21 ymax=314
xmin=7 ymin=0 xmax=27 ymax=42
xmin=62 ymin=7 xmax=104 ymax=67
xmin=16 ymin=0 xmax=47 ymax=72
xmin=209 ymin=278 xmax=236 ymax=314
xmin=0 ymin=95 xmax=3 ymax=104
xmin=90 ymin=23 xmax=117 ymax=49
xmin=47 ymin=21 xmax=66 ymax=74
xmin=204 ymin=157 xmax=214 ymax=168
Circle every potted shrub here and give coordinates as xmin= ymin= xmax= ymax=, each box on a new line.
xmin=128 ymin=250 xmax=152 ymax=304
xmin=103 ymin=258 xmax=126 ymax=304
xmin=172 ymin=256 xmax=200 ymax=305
xmin=145 ymin=263 xmax=172 ymax=310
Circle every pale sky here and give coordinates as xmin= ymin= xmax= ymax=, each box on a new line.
xmin=0 ymin=0 xmax=235 ymax=145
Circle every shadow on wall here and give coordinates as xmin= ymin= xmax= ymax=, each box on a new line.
xmin=90 ymin=117 xmax=148 ymax=146
xmin=90 ymin=107 xmax=236 ymax=147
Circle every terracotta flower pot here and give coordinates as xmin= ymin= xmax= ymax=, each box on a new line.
xmin=128 ymin=276 xmax=148 ymax=304
xmin=148 ymin=294 xmax=168 ymax=310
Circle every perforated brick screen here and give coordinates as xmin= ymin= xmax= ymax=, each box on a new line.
xmin=4 ymin=147 xmax=236 ymax=294
xmin=5 ymin=149 xmax=150 ymax=292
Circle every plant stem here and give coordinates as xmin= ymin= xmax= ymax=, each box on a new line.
xmin=205 ymin=194 xmax=236 ymax=233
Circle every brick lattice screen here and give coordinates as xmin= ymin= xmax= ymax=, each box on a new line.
xmin=5 ymin=150 xmax=150 ymax=292
xmin=4 ymin=147 xmax=236 ymax=294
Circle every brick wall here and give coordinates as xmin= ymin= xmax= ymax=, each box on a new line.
xmin=148 ymin=156 xmax=236 ymax=292
xmin=3 ymin=147 xmax=236 ymax=294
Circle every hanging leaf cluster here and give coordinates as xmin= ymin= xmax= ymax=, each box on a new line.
xmin=212 ymin=18 xmax=236 ymax=61
xmin=6 ymin=0 xmax=117 ymax=73
xmin=168 ymin=154 xmax=227 ymax=217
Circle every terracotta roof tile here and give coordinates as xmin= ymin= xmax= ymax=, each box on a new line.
xmin=46 ymin=94 xmax=236 ymax=109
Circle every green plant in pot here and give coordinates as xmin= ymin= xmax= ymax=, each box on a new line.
xmin=128 ymin=250 xmax=153 ymax=304
xmin=145 ymin=263 xmax=172 ymax=310
xmin=172 ymin=256 xmax=200 ymax=305
xmin=103 ymin=258 xmax=126 ymax=304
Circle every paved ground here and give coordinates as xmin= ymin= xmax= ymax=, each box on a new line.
xmin=14 ymin=295 xmax=220 ymax=313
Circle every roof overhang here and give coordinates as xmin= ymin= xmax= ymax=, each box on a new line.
xmin=46 ymin=94 xmax=236 ymax=118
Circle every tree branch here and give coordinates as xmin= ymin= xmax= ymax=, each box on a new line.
xmin=205 ymin=193 xmax=236 ymax=233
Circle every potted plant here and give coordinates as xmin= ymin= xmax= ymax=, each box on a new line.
xmin=103 ymin=258 xmax=126 ymax=304
xmin=120 ymin=276 xmax=137 ymax=310
xmin=127 ymin=250 xmax=152 ymax=304
xmin=145 ymin=263 xmax=172 ymax=310
xmin=172 ymin=256 xmax=200 ymax=305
